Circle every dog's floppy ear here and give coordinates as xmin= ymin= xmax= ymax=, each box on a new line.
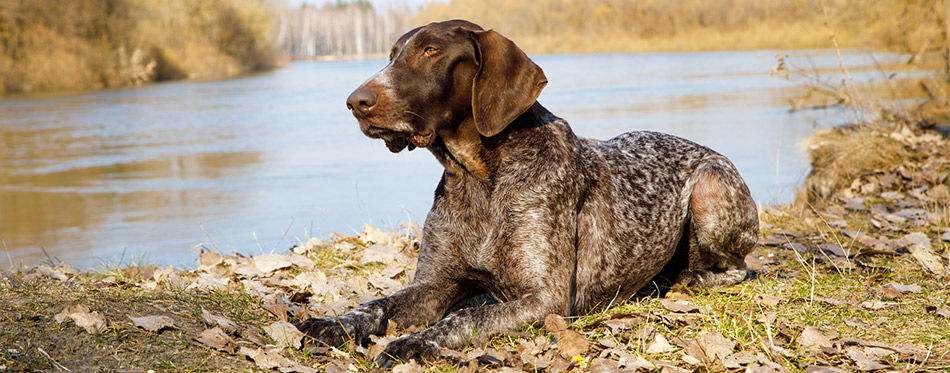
xmin=470 ymin=29 xmax=547 ymax=138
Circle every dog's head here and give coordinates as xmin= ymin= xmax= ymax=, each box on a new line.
xmin=346 ymin=20 xmax=547 ymax=153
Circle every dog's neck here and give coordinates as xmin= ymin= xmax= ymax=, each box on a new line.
xmin=429 ymin=102 xmax=553 ymax=181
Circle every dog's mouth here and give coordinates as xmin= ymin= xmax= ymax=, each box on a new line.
xmin=359 ymin=121 xmax=434 ymax=153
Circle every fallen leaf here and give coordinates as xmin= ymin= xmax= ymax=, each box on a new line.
xmin=805 ymin=365 xmax=848 ymax=373
xmin=880 ymin=191 xmax=904 ymax=201
xmin=369 ymin=335 xmax=396 ymax=361
xmin=756 ymin=295 xmax=782 ymax=306
xmin=55 ymin=304 xmax=108 ymax=334
xmin=844 ymin=318 xmax=874 ymax=329
xmin=264 ymin=303 xmax=290 ymax=322
xmin=798 ymin=326 xmax=835 ymax=351
xmin=391 ymin=361 xmax=424 ymax=373
xmin=722 ymin=351 xmax=756 ymax=369
xmin=253 ymin=254 xmax=294 ymax=273
xmin=860 ymin=300 xmax=896 ymax=310
xmin=543 ymin=314 xmax=568 ymax=332
xmin=645 ymin=333 xmax=676 ymax=354
xmin=263 ymin=321 xmax=304 ymax=349
xmin=188 ymin=273 xmax=229 ymax=291
xmin=554 ymin=329 xmax=588 ymax=359
xmin=588 ymin=358 xmax=619 ymax=373
xmin=659 ymin=299 xmax=700 ymax=313
xmin=360 ymin=244 xmax=400 ymax=264
xmin=240 ymin=347 xmax=315 ymax=372
xmin=847 ymin=347 xmax=889 ymax=371
xmin=881 ymin=284 xmax=903 ymax=298
xmin=882 ymin=282 xmax=922 ymax=296
xmin=815 ymin=297 xmax=843 ymax=307
xmin=197 ymin=327 xmax=238 ymax=353
xmin=130 ymin=315 xmax=177 ymax=332
xmin=697 ymin=331 xmax=736 ymax=362
xmin=201 ymin=309 xmax=238 ymax=333
xmin=198 ymin=249 xmax=224 ymax=270
xmin=603 ymin=317 xmax=638 ymax=335
xmin=908 ymin=243 xmax=947 ymax=275
xmin=819 ymin=243 xmax=850 ymax=257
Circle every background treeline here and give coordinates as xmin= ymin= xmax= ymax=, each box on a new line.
xmin=0 ymin=0 xmax=280 ymax=95
xmin=3 ymin=0 xmax=948 ymax=95
xmin=276 ymin=1 xmax=410 ymax=59
xmin=414 ymin=0 xmax=944 ymax=54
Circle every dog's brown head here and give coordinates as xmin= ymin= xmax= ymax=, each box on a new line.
xmin=345 ymin=20 xmax=547 ymax=153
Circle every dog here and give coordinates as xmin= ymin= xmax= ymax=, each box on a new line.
xmin=297 ymin=19 xmax=758 ymax=366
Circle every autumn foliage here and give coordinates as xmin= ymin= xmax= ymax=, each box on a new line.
xmin=0 ymin=0 xmax=280 ymax=95
xmin=414 ymin=0 xmax=946 ymax=54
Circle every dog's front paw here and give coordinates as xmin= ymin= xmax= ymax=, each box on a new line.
xmin=296 ymin=317 xmax=352 ymax=347
xmin=375 ymin=334 xmax=440 ymax=368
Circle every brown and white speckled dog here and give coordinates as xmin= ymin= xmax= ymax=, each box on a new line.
xmin=297 ymin=19 xmax=758 ymax=366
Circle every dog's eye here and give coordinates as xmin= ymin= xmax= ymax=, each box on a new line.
xmin=423 ymin=47 xmax=438 ymax=56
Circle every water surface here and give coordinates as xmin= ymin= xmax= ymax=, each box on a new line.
xmin=0 ymin=51 xmax=891 ymax=268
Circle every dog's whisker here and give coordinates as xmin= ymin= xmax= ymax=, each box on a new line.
xmin=405 ymin=110 xmax=425 ymax=120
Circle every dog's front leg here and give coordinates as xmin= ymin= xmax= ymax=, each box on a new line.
xmin=296 ymin=281 xmax=459 ymax=347
xmin=376 ymin=290 xmax=567 ymax=366
xmin=377 ymin=218 xmax=575 ymax=366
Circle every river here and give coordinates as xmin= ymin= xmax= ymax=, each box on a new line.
xmin=0 ymin=51 xmax=894 ymax=268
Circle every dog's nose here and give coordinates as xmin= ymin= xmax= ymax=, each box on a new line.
xmin=346 ymin=88 xmax=377 ymax=114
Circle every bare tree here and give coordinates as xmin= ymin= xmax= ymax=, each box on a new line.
xmin=277 ymin=1 xmax=411 ymax=59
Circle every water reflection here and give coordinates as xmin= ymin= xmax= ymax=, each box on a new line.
xmin=0 ymin=50 xmax=892 ymax=268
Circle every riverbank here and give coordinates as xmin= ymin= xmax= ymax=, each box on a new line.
xmin=2 ymin=123 xmax=949 ymax=371
xmin=0 ymin=0 xmax=281 ymax=95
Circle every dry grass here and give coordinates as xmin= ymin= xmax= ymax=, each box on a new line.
xmin=0 ymin=0 xmax=281 ymax=95
xmin=798 ymin=125 xmax=913 ymax=203
xmin=413 ymin=0 xmax=945 ymax=54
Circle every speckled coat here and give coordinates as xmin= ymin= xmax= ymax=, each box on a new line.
xmin=297 ymin=19 xmax=759 ymax=365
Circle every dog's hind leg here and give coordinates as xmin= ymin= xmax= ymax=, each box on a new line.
xmin=676 ymin=155 xmax=759 ymax=288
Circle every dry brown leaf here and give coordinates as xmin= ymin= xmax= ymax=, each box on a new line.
xmin=130 ymin=315 xmax=177 ymax=332
xmin=659 ymin=298 xmax=699 ymax=313
xmin=756 ymin=295 xmax=782 ymax=306
xmin=197 ymin=327 xmax=238 ymax=353
xmin=201 ymin=309 xmax=238 ymax=333
xmin=901 ymin=232 xmax=947 ymax=275
xmin=290 ymin=271 xmax=327 ymax=289
xmin=360 ymin=244 xmax=400 ymax=264
xmin=264 ymin=303 xmax=290 ymax=322
xmin=603 ymin=317 xmax=638 ymax=335
xmin=881 ymin=284 xmax=903 ymax=298
xmin=253 ymin=254 xmax=294 ymax=273
xmin=798 ymin=326 xmax=835 ymax=351
xmin=722 ymin=351 xmax=756 ymax=369
xmin=588 ymin=358 xmax=620 ymax=372
xmin=860 ymin=300 xmax=896 ymax=310
xmin=391 ymin=360 xmax=424 ymax=373
xmin=697 ymin=331 xmax=736 ymax=362
xmin=198 ymin=249 xmax=224 ymax=270
xmin=55 ymin=304 xmax=108 ymax=334
xmin=188 ymin=273 xmax=229 ymax=291
xmin=807 ymin=365 xmax=849 ymax=373
xmin=846 ymin=347 xmax=889 ymax=371
xmin=844 ymin=318 xmax=874 ymax=329
xmin=239 ymin=346 xmax=316 ymax=372
xmin=882 ymin=282 xmax=922 ymax=294
xmin=645 ymin=333 xmax=676 ymax=354
xmin=369 ymin=335 xmax=396 ymax=361
xmin=815 ymin=297 xmax=843 ymax=307
xmin=543 ymin=314 xmax=568 ymax=332
xmin=263 ymin=321 xmax=304 ymax=349
xmin=554 ymin=329 xmax=588 ymax=359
